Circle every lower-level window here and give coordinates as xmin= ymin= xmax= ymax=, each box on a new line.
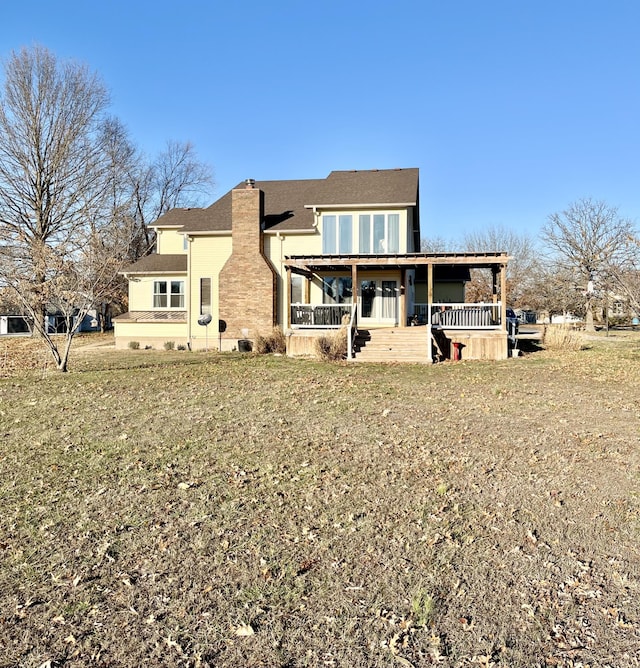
xmin=200 ymin=278 xmax=211 ymax=315
xmin=291 ymin=274 xmax=304 ymax=303
xmin=154 ymin=280 xmax=184 ymax=308
xmin=322 ymin=277 xmax=353 ymax=304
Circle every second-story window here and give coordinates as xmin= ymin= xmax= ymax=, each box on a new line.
xmin=322 ymin=215 xmax=352 ymax=254
xmin=358 ymin=214 xmax=400 ymax=253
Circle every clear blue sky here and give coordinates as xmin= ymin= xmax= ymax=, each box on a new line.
xmin=1 ymin=0 xmax=639 ymax=244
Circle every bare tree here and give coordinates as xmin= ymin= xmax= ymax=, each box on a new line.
xmin=542 ymin=198 xmax=636 ymax=331
xmin=94 ymin=124 xmax=214 ymax=318
xmin=0 ymin=46 xmax=122 ymax=370
xmin=525 ymin=262 xmax=584 ymax=322
xmin=461 ymin=225 xmax=540 ymax=307
xmin=152 ymin=140 xmax=214 ymax=216
xmin=603 ymin=235 xmax=640 ymax=318
xmin=420 ymin=235 xmax=457 ymax=253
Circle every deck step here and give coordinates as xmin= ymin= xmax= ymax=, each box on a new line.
xmin=354 ymin=327 xmax=430 ymax=363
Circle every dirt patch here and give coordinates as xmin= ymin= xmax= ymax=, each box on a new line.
xmin=1 ymin=334 xmax=640 ymax=666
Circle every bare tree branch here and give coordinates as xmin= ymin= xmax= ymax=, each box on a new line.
xmin=542 ymin=198 xmax=636 ymax=331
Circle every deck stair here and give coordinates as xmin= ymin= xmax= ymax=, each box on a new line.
xmin=353 ymin=327 xmax=430 ymax=363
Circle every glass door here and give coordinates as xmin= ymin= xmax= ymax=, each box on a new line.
xmin=381 ymin=280 xmax=398 ymax=323
xmin=359 ymin=279 xmax=398 ymax=325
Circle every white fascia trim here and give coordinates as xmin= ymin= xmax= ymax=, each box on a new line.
xmin=121 ymin=271 xmax=188 ymax=277
xmin=183 ymin=230 xmax=231 ymax=237
xmin=304 ymin=202 xmax=415 ymax=210
xmin=263 ymin=229 xmax=316 ymax=235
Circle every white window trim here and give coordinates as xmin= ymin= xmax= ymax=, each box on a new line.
xmin=321 ymin=210 xmax=404 ymax=255
xmin=153 ymin=280 xmax=185 ymax=309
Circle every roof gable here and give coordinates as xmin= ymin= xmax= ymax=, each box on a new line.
xmin=169 ymin=168 xmax=418 ymax=234
xmin=310 ymin=168 xmax=419 ymax=207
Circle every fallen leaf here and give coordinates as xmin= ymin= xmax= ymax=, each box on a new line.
xmin=234 ymin=623 xmax=255 ymax=637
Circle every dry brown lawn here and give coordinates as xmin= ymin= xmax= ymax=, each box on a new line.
xmin=1 ymin=331 xmax=639 ymax=666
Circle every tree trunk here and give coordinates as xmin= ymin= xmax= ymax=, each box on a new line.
xmin=56 ymin=332 xmax=74 ymax=372
xmin=585 ymin=296 xmax=595 ymax=332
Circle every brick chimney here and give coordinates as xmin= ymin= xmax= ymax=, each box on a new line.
xmin=218 ymin=180 xmax=277 ymax=343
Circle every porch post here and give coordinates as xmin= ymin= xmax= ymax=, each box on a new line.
xmin=303 ymin=274 xmax=311 ymax=304
xmin=400 ymin=268 xmax=407 ymax=327
xmin=492 ymin=267 xmax=498 ymax=303
xmin=500 ymin=263 xmax=507 ymax=330
xmin=427 ymin=262 xmax=434 ymax=364
xmin=286 ymin=266 xmax=292 ymax=328
xmin=351 ymin=264 xmax=358 ymax=309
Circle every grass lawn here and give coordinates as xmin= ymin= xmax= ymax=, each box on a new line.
xmin=1 ymin=332 xmax=640 ymax=666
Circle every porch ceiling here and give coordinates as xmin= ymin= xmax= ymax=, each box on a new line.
xmin=284 ymin=252 xmax=510 ymax=273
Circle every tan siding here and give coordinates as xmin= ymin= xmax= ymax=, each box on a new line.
xmin=114 ymin=321 xmax=188 ymax=350
xmin=188 ymin=235 xmax=232 ymax=346
xmin=265 ymin=232 xmax=321 ymax=326
xmin=156 ymin=228 xmax=187 ymax=254
xmin=127 ymin=274 xmax=187 ymax=312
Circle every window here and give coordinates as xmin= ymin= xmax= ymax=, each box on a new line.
xmin=322 ymin=215 xmax=352 ymax=254
xmin=291 ymin=274 xmax=304 ymax=303
xmin=324 ymin=212 xmax=400 ymax=254
xmin=200 ymin=278 xmax=211 ymax=315
xmin=154 ymin=280 xmax=184 ymax=308
xmin=358 ymin=213 xmax=399 ymax=253
xmin=322 ymin=277 xmax=352 ymax=304
xmin=359 ymin=215 xmax=371 ymax=253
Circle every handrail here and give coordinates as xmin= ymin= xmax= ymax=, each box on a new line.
xmin=347 ymin=302 xmax=357 ymax=360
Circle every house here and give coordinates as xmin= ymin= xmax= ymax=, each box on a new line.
xmin=114 ymin=169 xmax=512 ymax=362
xmin=0 ymin=307 xmax=106 ymax=336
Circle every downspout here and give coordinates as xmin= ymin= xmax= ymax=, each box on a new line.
xmin=186 ymin=236 xmax=192 ymax=349
xmin=500 ymin=263 xmax=507 ymax=330
xmin=277 ymin=232 xmax=285 ymax=328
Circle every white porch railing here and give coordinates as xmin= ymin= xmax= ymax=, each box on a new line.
xmin=413 ymin=302 xmax=503 ymax=328
xmin=292 ymin=302 xmax=506 ymax=329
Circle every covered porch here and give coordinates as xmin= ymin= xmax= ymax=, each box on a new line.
xmin=283 ymin=252 xmax=511 ymax=362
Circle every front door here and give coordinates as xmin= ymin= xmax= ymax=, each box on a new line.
xmin=359 ymin=279 xmax=398 ymax=325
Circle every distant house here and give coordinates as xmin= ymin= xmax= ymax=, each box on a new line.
xmin=0 ymin=315 xmax=30 ymax=335
xmin=0 ymin=308 xmax=107 ymax=336
xmin=114 ymin=169 xmax=512 ymax=361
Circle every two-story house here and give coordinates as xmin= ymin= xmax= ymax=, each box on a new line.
xmin=114 ymin=169 xmax=512 ymax=361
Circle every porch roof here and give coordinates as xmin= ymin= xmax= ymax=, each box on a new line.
xmin=284 ymin=251 xmax=510 ymax=273
xmin=121 ymin=254 xmax=187 ymax=275
xmin=113 ymin=311 xmax=187 ymax=323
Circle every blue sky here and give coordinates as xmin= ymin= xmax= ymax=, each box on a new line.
xmin=1 ymin=0 xmax=639 ymax=244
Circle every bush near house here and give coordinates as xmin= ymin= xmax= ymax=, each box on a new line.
xmin=254 ymin=327 xmax=286 ymax=354
xmin=543 ymin=324 xmax=584 ymax=351
xmin=315 ymin=329 xmax=348 ymax=361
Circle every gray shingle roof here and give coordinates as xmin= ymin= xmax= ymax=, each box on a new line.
xmin=121 ymin=254 xmax=187 ymax=274
xmin=154 ymin=168 xmax=419 ymax=234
